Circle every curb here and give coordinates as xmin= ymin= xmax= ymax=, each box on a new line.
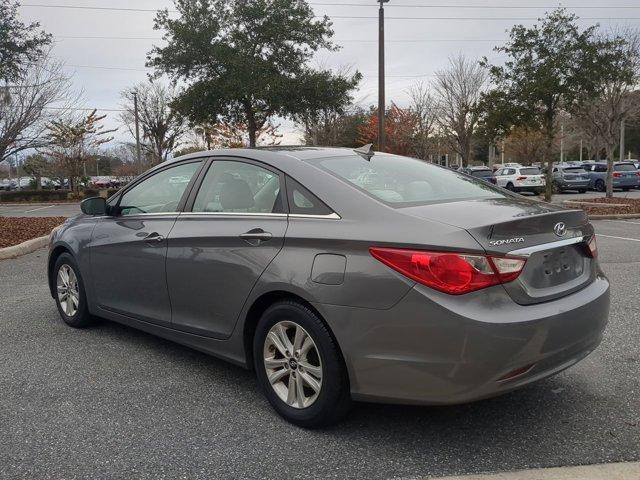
xmin=0 ymin=234 xmax=50 ymax=260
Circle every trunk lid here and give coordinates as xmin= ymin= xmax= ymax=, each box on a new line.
xmin=402 ymin=197 xmax=596 ymax=305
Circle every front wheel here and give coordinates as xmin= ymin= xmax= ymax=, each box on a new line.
xmin=595 ymin=179 xmax=606 ymax=192
xmin=54 ymin=253 xmax=96 ymax=328
xmin=253 ymin=301 xmax=351 ymax=428
xmin=506 ymin=182 xmax=515 ymax=191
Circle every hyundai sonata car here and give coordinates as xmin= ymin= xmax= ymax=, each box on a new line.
xmin=48 ymin=146 xmax=609 ymax=428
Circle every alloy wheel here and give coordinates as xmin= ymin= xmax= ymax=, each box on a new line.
xmin=263 ymin=321 xmax=323 ymax=409
xmin=57 ymin=264 xmax=79 ymax=317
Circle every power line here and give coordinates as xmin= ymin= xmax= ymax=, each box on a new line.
xmin=44 ymin=107 xmax=126 ymax=112
xmin=19 ymin=3 xmax=640 ymax=19
xmin=55 ymin=35 xmax=506 ymax=43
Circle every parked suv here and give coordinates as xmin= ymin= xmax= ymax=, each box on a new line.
xmin=552 ymin=165 xmax=590 ymax=193
xmin=494 ymin=166 xmax=545 ymax=194
xmin=460 ymin=166 xmax=497 ymax=184
xmin=584 ymin=162 xmax=640 ymax=192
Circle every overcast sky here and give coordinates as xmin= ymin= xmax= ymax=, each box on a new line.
xmin=17 ymin=0 xmax=640 ymax=147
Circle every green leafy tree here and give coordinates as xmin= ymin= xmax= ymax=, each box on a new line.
xmin=0 ymin=0 xmax=52 ymax=82
xmin=148 ymin=0 xmax=360 ymax=147
xmin=482 ymin=9 xmax=624 ymax=200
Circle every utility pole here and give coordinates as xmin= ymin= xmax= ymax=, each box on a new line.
xmin=560 ymin=124 xmax=564 ymax=163
xmin=133 ymin=91 xmax=142 ymax=169
xmin=619 ymin=118 xmax=625 ymax=163
xmin=378 ymin=0 xmax=389 ymax=152
xmin=580 ymin=139 xmax=583 ymax=162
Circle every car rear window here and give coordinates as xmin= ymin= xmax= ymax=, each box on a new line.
xmin=520 ymin=167 xmax=541 ymax=175
xmin=312 ymin=154 xmax=506 ymax=206
xmin=615 ymin=164 xmax=636 ymax=172
xmin=470 ymin=169 xmax=492 ymax=177
xmin=563 ymin=167 xmax=587 ymax=173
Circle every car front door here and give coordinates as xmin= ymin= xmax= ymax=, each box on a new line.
xmin=166 ymin=158 xmax=288 ymax=338
xmin=90 ymin=160 xmax=203 ymax=326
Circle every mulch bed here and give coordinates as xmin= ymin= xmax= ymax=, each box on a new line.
xmin=564 ymin=197 xmax=640 ymax=216
xmin=0 ymin=217 xmax=66 ymax=248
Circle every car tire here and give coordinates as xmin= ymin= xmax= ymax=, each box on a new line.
xmin=253 ymin=300 xmax=351 ymax=428
xmin=506 ymin=182 xmax=515 ymax=191
xmin=53 ymin=253 xmax=96 ymax=328
xmin=578 ymin=189 xmax=587 ymax=194
xmin=622 ymin=187 xmax=630 ymax=192
xmin=595 ymin=180 xmax=605 ymax=192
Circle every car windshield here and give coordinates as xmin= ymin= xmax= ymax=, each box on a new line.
xmin=615 ymin=164 xmax=636 ymax=172
xmin=313 ymin=154 xmax=506 ymax=206
xmin=520 ymin=167 xmax=541 ymax=175
xmin=470 ymin=169 xmax=492 ymax=177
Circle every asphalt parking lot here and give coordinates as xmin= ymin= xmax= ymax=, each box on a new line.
xmin=0 ymin=220 xmax=638 ymax=480
xmin=0 ymin=203 xmax=80 ymax=218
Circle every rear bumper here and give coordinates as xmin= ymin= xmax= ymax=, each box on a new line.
xmin=318 ymin=274 xmax=609 ymax=405
xmin=558 ymin=180 xmax=590 ymax=190
xmin=513 ymin=185 xmax=544 ymax=192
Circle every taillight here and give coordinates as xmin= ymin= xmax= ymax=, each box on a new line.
xmin=516 ymin=176 xmax=527 ymax=181
xmin=613 ymin=172 xmax=622 ymax=178
xmin=586 ymin=236 xmax=598 ymax=258
xmin=369 ymin=247 xmax=527 ymax=295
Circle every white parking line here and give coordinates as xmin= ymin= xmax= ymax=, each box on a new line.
xmin=23 ymin=205 xmax=56 ymax=213
xmin=597 ymin=234 xmax=640 ymax=243
xmin=603 ymin=219 xmax=640 ymax=226
xmin=426 ymin=461 xmax=640 ymax=480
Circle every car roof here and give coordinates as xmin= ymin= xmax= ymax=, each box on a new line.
xmin=171 ymin=146 xmax=355 ymax=164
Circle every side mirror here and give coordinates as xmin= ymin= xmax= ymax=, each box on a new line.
xmin=81 ymin=197 xmax=107 ymax=216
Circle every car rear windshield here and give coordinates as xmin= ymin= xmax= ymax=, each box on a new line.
xmin=615 ymin=164 xmax=637 ymax=172
xmin=520 ymin=167 xmax=541 ymax=175
xmin=563 ymin=167 xmax=587 ymax=173
xmin=312 ymin=154 xmax=506 ymax=206
xmin=470 ymin=169 xmax=492 ymax=177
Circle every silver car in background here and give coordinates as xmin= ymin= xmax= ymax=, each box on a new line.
xmin=48 ymin=147 xmax=609 ymax=427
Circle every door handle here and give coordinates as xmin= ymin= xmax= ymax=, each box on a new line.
xmin=144 ymin=232 xmax=165 ymax=244
xmin=239 ymin=228 xmax=273 ymax=244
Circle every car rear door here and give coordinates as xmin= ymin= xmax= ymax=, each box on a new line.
xmin=89 ymin=160 xmax=204 ymax=326
xmin=166 ymin=158 xmax=288 ymax=338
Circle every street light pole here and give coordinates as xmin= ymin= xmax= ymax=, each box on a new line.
xmin=378 ymin=0 xmax=389 ymax=152
xmin=133 ymin=91 xmax=142 ymax=169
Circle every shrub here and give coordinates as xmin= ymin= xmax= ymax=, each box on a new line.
xmin=0 ymin=190 xmax=73 ymax=203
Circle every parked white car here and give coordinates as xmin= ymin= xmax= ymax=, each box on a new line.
xmin=494 ymin=166 xmax=546 ymax=194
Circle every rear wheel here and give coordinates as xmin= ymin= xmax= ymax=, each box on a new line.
xmin=253 ymin=301 xmax=351 ymax=428
xmin=595 ymin=179 xmax=606 ymax=192
xmin=506 ymin=182 xmax=515 ymax=191
xmin=54 ymin=253 xmax=96 ymax=328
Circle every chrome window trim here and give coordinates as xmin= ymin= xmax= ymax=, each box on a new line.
xmin=288 ymin=213 xmax=341 ymax=220
xmin=177 ymin=212 xmax=341 ymax=220
xmin=508 ymin=236 xmax=585 ymax=257
xmin=180 ymin=212 xmax=288 ymax=218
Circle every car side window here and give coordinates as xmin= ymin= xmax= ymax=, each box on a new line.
xmin=495 ymin=169 xmax=503 ymax=176
xmin=286 ymin=176 xmax=334 ymax=216
xmin=193 ymin=160 xmax=284 ymax=214
xmin=118 ymin=161 xmax=201 ymax=216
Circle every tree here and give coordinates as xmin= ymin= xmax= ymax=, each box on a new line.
xmin=482 ymin=9 xmax=625 ymax=200
xmin=408 ymin=82 xmax=439 ymax=160
xmin=196 ymin=120 xmax=283 ymax=149
xmin=302 ymin=106 xmax=368 ymax=148
xmin=120 ymin=81 xmax=187 ymax=165
xmin=504 ymin=127 xmax=546 ymax=165
xmin=0 ymin=0 xmax=52 ymax=82
xmin=45 ymin=110 xmax=116 ymax=192
xmin=358 ymin=104 xmax=417 ymax=156
xmin=572 ymin=29 xmax=640 ymax=197
xmin=434 ymin=54 xmax=487 ymax=167
xmin=22 ymin=153 xmax=49 ymax=190
xmin=148 ymin=0 xmax=360 ymax=147
xmin=0 ymin=52 xmax=72 ymax=162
